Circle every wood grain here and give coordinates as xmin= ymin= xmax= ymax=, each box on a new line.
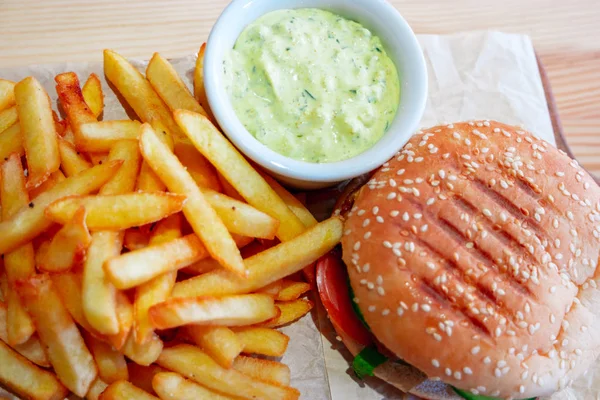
xmin=0 ymin=0 xmax=598 ymax=176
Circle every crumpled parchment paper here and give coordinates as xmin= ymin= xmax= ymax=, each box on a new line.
xmin=1 ymin=30 xmax=589 ymax=400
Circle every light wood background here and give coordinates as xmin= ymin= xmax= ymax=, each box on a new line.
xmin=0 ymin=0 xmax=598 ymax=176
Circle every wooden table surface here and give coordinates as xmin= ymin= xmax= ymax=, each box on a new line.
xmin=1 ymin=0 xmax=598 ymax=176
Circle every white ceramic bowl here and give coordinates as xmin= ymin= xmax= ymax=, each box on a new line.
xmin=204 ymin=0 xmax=428 ymax=189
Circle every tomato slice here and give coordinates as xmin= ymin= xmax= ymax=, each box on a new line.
xmin=316 ymin=251 xmax=373 ymax=347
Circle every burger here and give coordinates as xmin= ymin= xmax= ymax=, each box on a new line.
xmin=316 ymin=121 xmax=600 ymax=400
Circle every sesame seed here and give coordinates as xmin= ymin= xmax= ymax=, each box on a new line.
xmin=421 ymin=304 xmax=431 ymax=312
xmin=376 ymin=216 xmax=384 ymax=223
xmin=363 ymin=263 xmax=370 ymax=272
xmin=368 ymin=305 xmax=376 ymax=312
xmin=377 ymin=287 xmax=385 ymax=296
xmin=434 ymin=333 xmax=442 ymax=342
xmin=454 ymin=371 xmax=462 ymax=380
xmin=387 ymin=192 xmax=397 ymax=200
xmin=483 ymin=357 xmax=491 ymax=364
xmin=402 ymin=212 xmax=410 ymax=221
xmin=383 ymin=241 xmax=392 ymax=248
xmin=421 ymin=224 xmax=429 ymax=233
xmin=397 ymin=169 xmax=405 ymax=175
xmin=367 ymin=282 xmax=374 ymax=290
xmin=520 ymin=385 xmax=525 ymax=394
xmin=463 ymin=367 xmax=473 ymax=375
xmin=426 ymin=262 xmax=435 ymax=270
xmin=411 ymin=303 xmax=419 ymax=312
xmin=432 ymin=359 xmax=440 ymax=368
xmin=390 ymin=210 xmax=399 ymax=217
xmin=396 ymin=307 xmax=404 ymax=316
xmin=382 ymin=309 xmax=390 ymax=316
xmin=353 ymin=242 xmax=361 ymax=251
xmin=445 ymin=368 xmax=452 ymax=376
xmin=363 ymin=232 xmax=372 ymax=240
xmin=426 ymin=198 xmax=435 ymax=205
xmin=362 ymin=219 xmax=370 ymax=227
xmin=483 ymin=209 xmax=492 ymax=217
xmin=471 ymin=346 xmax=480 ymax=355
xmin=494 ymin=368 xmax=502 ymax=377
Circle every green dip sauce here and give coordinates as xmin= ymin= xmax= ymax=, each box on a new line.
xmin=224 ymin=8 xmax=400 ymax=163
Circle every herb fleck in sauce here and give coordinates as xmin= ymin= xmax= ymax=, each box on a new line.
xmin=224 ymin=8 xmax=400 ymax=163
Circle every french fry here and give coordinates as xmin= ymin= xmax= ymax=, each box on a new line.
xmin=82 ymin=73 xmax=104 ymax=118
xmin=260 ymin=172 xmax=318 ymax=228
xmin=55 ymin=72 xmax=98 ymax=150
xmin=78 ymin=121 xmax=141 ymax=152
xmin=58 ymin=135 xmax=93 ymax=176
xmin=37 ymin=206 xmax=92 ymax=272
xmin=174 ymin=110 xmax=306 ymax=241
xmin=1 ymin=153 xmax=36 ymax=345
xmin=16 ymin=274 xmax=97 ymax=397
xmin=0 ymin=301 xmax=50 ymax=367
xmin=233 ymin=327 xmax=289 ymax=357
xmin=50 ymin=272 xmax=100 ymax=334
xmin=14 ymin=76 xmax=60 ymax=189
xmin=0 ymin=79 xmax=15 ymax=112
xmin=172 ymin=217 xmax=343 ymax=298
xmin=89 ymin=152 xmax=107 ymax=165
xmin=103 ymin=50 xmax=183 ymax=139
xmin=83 ymin=331 xmax=128 ymax=384
xmin=233 ymin=356 xmax=291 ymax=386
xmin=122 ymin=331 xmax=163 ymax=366
xmin=157 ymin=344 xmax=299 ymax=400
xmin=29 ymin=170 xmax=66 ymax=200
xmin=202 ymin=188 xmax=279 ymax=239
xmin=174 ymin=140 xmax=221 ymax=191
xmin=152 ymin=372 xmax=236 ymax=400
xmin=136 ymin=161 xmax=166 ymax=192
xmin=62 ymin=124 xmax=76 ymax=144
xmin=109 ymin=292 xmax=135 ymax=351
xmin=98 ymin=140 xmax=141 ymax=196
xmin=256 ymin=279 xmax=285 ymax=297
xmin=194 ymin=44 xmax=214 ymax=121
xmin=0 ymin=122 xmax=24 ymax=160
xmin=106 ymin=233 xmax=207 ymax=289
xmin=182 ymin=234 xmax=253 ymax=276
xmin=0 ymin=340 xmax=69 ymax=400
xmin=184 ymin=325 xmax=243 ymax=368
xmin=218 ymin=172 xmax=245 ymax=201
xmin=139 ymin=123 xmax=246 ymax=276
xmin=133 ymin=214 xmax=182 ymax=344
xmin=0 ymin=105 xmax=18 ymax=133
xmin=146 ymin=53 xmax=208 ymax=117
xmin=260 ymin=299 xmax=313 ymax=328
xmin=99 ymin=380 xmax=159 ymax=400
xmin=240 ymin=238 xmax=279 ymax=258
xmin=0 ymin=160 xmax=122 ymax=255
xmin=276 ymin=280 xmax=311 ymax=302
xmin=46 ymin=192 xmax=185 ymax=231
xmin=149 ymin=294 xmax=277 ymax=330
xmin=124 ymin=228 xmax=149 ymax=251
xmin=128 ymin=364 xmax=167 ymax=395
xmin=83 ymin=140 xmax=139 ymax=336
xmin=87 ymin=378 xmax=110 ymax=400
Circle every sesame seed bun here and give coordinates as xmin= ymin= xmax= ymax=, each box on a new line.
xmin=340 ymin=121 xmax=600 ymax=399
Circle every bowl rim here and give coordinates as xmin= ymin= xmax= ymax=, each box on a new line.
xmin=204 ymin=0 xmax=428 ymax=183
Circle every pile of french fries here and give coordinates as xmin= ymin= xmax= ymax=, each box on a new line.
xmin=0 ymin=45 xmax=343 ymax=400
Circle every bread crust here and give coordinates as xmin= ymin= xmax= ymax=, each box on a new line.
xmin=341 ymin=121 xmax=600 ymax=399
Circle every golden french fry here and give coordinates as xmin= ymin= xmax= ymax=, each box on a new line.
xmin=55 ymin=72 xmax=98 ymax=149
xmin=260 ymin=173 xmax=317 ymax=228
xmin=157 ymin=344 xmax=299 ymax=400
xmin=0 ymin=79 xmax=15 ymax=112
xmin=152 ymin=372 xmax=237 ymax=400
xmin=123 ymin=228 xmax=149 ymax=251
xmin=261 ymin=299 xmax=313 ymax=328
xmin=128 ymin=364 xmax=167 ymax=395
xmin=0 ymin=122 xmax=24 ymax=160
xmin=194 ymin=44 xmax=214 ymax=121
xmin=139 ymin=123 xmax=246 ymax=276
xmin=218 ymin=172 xmax=245 ymax=201
xmin=146 ymin=53 xmax=208 ymax=117
xmin=99 ymin=380 xmax=159 ymax=400
xmin=98 ymin=139 xmax=141 ymax=196
xmin=0 ymin=160 xmax=122 ymax=255
xmin=89 ymin=152 xmax=107 ymax=165
xmin=78 ymin=121 xmax=141 ymax=152
xmin=174 ymin=110 xmax=306 ymax=241
xmin=135 ymin=161 xmax=165 ymax=192
xmin=0 ymin=340 xmax=69 ymax=400
xmin=38 ymin=206 xmax=92 ymax=272
xmin=0 ymin=301 xmax=49 ymax=367
xmin=15 ymin=76 xmax=60 ymax=189
xmin=82 ymin=73 xmax=104 ymax=118
xmin=57 ymin=135 xmax=93 ymax=176
xmin=16 ymin=274 xmax=97 ymax=397
xmin=184 ymin=325 xmax=243 ymax=368
xmin=233 ymin=355 xmax=291 ymax=386
xmin=174 ymin=140 xmax=221 ymax=191
xmin=133 ymin=214 xmax=182 ymax=344
xmin=233 ymin=327 xmax=289 ymax=357
xmin=0 ymin=105 xmax=18 ymax=133
xmin=83 ymin=331 xmax=128 ymax=384
xmin=29 ymin=170 xmax=66 ymax=200
xmin=87 ymin=378 xmax=109 ymax=400
xmin=255 ymin=279 xmax=285 ymax=297
xmin=103 ymin=50 xmax=183 ymax=139
xmin=45 ymin=192 xmax=186 ymax=231
xmin=121 ymin=331 xmax=163 ymax=366
xmin=182 ymin=234 xmax=253 ymax=276
xmin=149 ymin=294 xmax=277 ymax=330
xmin=276 ymin=280 xmax=311 ymax=302
xmin=172 ymin=217 xmax=343 ymax=298
xmin=109 ymin=292 xmax=134 ymax=351
xmin=50 ymin=272 xmax=100 ymax=333
xmin=202 ymin=188 xmax=279 ymax=239
xmin=1 ymin=153 xmax=36 ymax=346
xmin=106 ymin=233 xmax=207 ymax=289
